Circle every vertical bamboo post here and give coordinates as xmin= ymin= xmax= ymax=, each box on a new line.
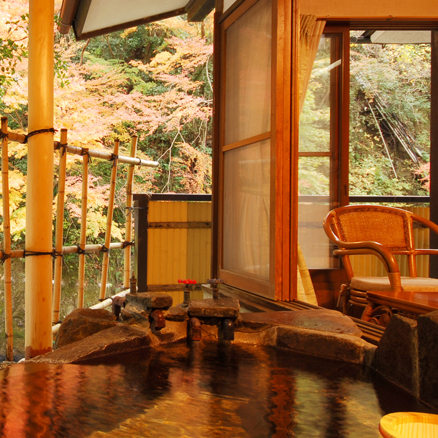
xmin=77 ymin=151 xmax=89 ymax=308
xmin=124 ymin=136 xmax=138 ymax=288
xmin=1 ymin=117 xmax=13 ymax=361
xmin=99 ymin=140 xmax=119 ymax=300
xmin=25 ymin=0 xmax=54 ymax=359
xmin=52 ymin=129 xmax=67 ymax=323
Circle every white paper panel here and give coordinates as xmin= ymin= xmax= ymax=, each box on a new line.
xmin=82 ymin=0 xmax=187 ymax=33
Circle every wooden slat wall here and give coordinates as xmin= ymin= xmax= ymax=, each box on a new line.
xmin=187 ymin=202 xmax=212 ymax=281
xmin=147 ymin=201 xmax=212 ymax=287
xmin=349 ymin=206 xmax=431 ymax=278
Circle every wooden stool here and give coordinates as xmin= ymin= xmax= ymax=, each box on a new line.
xmin=380 ymin=412 xmax=438 ymax=437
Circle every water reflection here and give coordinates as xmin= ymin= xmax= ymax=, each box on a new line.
xmin=0 ymin=342 xmax=434 ymax=437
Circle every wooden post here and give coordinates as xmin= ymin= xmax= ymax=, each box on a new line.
xmin=124 ymin=136 xmax=138 ymax=288
xmin=100 ymin=140 xmax=119 ymax=300
xmin=53 ymin=129 xmax=67 ymax=323
xmin=77 ymin=152 xmax=89 ymax=308
xmin=1 ymin=117 xmax=13 ymax=361
xmin=430 ymin=30 xmax=438 ymax=277
xmin=134 ymin=194 xmax=149 ymax=292
xmin=25 ymin=0 xmax=54 ymax=359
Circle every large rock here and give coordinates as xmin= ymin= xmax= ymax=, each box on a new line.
xmin=31 ymin=325 xmax=154 ymax=364
xmin=372 ymin=315 xmax=419 ymax=397
xmin=121 ymin=303 xmax=150 ymax=326
xmin=418 ymin=310 xmax=438 ymax=409
xmin=55 ymin=308 xmax=118 ymax=349
xmin=239 ymin=309 xmax=362 ymax=336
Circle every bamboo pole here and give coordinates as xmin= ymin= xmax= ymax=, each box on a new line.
xmin=52 ymin=129 xmax=68 ymax=323
xmin=0 ymin=250 xmax=24 ymax=259
xmin=25 ymin=0 xmax=54 ymax=360
xmin=1 ymin=117 xmax=13 ymax=361
xmin=77 ymin=152 xmax=89 ymax=308
xmin=6 ymin=132 xmax=26 ymax=144
xmin=63 ymin=242 xmax=125 ymax=254
xmin=99 ymin=140 xmax=119 ymax=300
xmin=54 ymin=142 xmax=158 ymax=167
xmin=5 ymin=136 xmax=158 ymax=169
xmin=124 ymin=136 xmax=138 ymax=288
xmin=0 ymin=244 xmax=124 ymax=261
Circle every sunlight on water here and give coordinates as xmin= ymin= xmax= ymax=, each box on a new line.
xmin=0 ymin=342 xmax=434 ymax=437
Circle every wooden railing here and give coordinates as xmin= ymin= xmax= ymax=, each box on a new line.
xmin=0 ymin=117 xmax=158 ymax=360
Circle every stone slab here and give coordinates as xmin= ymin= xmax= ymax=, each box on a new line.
xmin=125 ymin=292 xmax=173 ymax=310
xmin=276 ymin=326 xmax=375 ymax=365
xmin=418 ymin=310 xmax=438 ymax=409
xmin=165 ymin=306 xmax=189 ymax=321
xmin=372 ymin=315 xmax=419 ymax=397
xmin=234 ymin=324 xmax=375 ymax=365
xmin=55 ymin=308 xmax=118 ymax=349
xmin=31 ymin=325 xmax=153 ymax=364
xmin=239 ymin=309 xmax=362 ymax=337
xmin=188 ymin=298 xmax=240 ymax=318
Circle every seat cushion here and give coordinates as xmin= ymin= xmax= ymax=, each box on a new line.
xmin=351 ymin=276 xmax=438 ymax=292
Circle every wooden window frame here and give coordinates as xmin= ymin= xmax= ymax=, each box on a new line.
xmin=310 ymin=22 xmax=438 ymax=304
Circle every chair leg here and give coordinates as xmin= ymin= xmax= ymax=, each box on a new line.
xmin=362 ymin=304 xmax=393 ymax=327
xmin=337 ymin=284 xmax=350 ymax=314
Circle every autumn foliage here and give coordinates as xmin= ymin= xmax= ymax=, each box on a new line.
xmin=0 ymin=2 xmax=213 ymax=244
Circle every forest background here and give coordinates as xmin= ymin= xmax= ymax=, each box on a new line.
xmin=0 ymin=1 xmax=214 ymax=335
xmin=1 ymin=3 xmax=431 ymax=248
xmin=0 ymin=1 xmax=432 ymax=352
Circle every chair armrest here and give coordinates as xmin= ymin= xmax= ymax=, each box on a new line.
xmin=323 ymin=215 xmax=400 ymax=273
xmin=412 ymin=213 xmax=438 ymax=237
xmin=333 ymin=245 xmax=400 ymax=274
xmin=415 ymin=249 xmax=438 ymax=256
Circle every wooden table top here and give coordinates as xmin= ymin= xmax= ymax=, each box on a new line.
xmin=367 ymin=291 xmax=438 ymax=314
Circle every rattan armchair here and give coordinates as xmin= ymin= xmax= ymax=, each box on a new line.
xmin=323 ymin=205 xmax=438 ymax=323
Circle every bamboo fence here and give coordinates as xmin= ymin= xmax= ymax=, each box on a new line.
xmin=0 ymin=117 xmax=158 ymax=359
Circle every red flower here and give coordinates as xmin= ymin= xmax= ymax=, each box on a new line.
xmin=179 ymin=279 xmax=197 ymax=285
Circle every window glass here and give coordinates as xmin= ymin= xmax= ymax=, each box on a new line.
xmin=225 ymin=0 xmax=272 ymax=145
xmin=223 ymin=139 xmax=271 ymax=279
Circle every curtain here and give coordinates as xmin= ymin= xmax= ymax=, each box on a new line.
xmin=296 ymin=15 xmax=326 ymax=305
xmin=300 ymin=15 xmax=326 ymax=113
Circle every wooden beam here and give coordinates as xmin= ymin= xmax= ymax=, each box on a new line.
xmin=211 ymin=0 xmax=223 ymax=279
xmin=148 ymin=222 xmax=212 ymax=229
xmin=186 ymin=0 xmax=216 ymax=22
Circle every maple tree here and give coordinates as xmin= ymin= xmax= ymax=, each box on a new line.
xmin=0 ymin=5 xmax=214 ymax=353
xmin=0 ymin=4 xmax=214 ymax=246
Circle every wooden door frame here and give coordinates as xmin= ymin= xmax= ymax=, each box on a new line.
xmin=213 ymin=0 xmax=299 ymax=300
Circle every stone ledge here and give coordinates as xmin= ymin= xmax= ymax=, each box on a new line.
xmin=188 ymin=298 xmax=240 ymax=318
xmin=235 ymin=324 xmax=375 ymax=365
xmin=239 ymin=309 xmax=362 ymax=337
xmin=125 ymin=292 xmax=173 ymax=311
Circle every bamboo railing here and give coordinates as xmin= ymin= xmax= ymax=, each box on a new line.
xmin=0 ymin=117 xmax=158 ymax=360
